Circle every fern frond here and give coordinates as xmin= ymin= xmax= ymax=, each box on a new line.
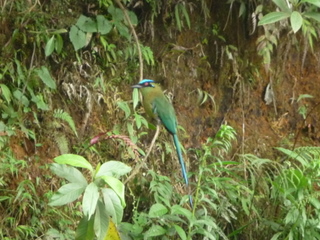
xmin=53 ymin=109 xmax=78 ymax=137
xmin=54 ymin=133 xmax=69 ymax=154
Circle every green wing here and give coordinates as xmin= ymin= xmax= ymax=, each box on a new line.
xmin=152 ymin=96 xmax=177 ymax=134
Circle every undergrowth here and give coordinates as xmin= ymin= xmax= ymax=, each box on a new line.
xmin=1 ymin=0 xmax=320 ymax=239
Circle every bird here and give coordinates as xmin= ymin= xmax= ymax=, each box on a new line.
xmin=132 ymin=79 xmax=193 ymax=207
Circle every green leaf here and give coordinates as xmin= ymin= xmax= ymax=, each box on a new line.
xmin=108 ymin=5 xmax=124 ymax=22
xmin=97 ymin=15 xmax=112 ymax=34
xmin=35 ymin=66 xmax=56 ymax=89
xmin=94 ymin=200 xmax=110 ymax=240
xmin=272 ymin=0 xmax=291 ymax=12
xmin=148 ymin=203 xmax=168 ymax=218
xmin=82 ymin=182 xmax=99 ymax=219
xmin=13 ymin=90 xmax=29 ymax=107
xmin=99 ymin=176 xmax=126 ymax=207
xmin=171 ymin=205 xmax=193 ymax=220
xmin=290 ymin=11 xmax=303 ymax=33
xmin=0 ymin=84 xmax=12 ymax=103
xmin=50 ymin=163 xmax=88 ymax=186
xmin=69 ymin=25 xmax=86 ymax=51
xmin=301 ymin=0 xmax=320 ymax=7
xmin=96 ymin=161 xmax=131 ymax=178
xmin=258 ymin=12 xmax=290 ymax=25
xmin=117 ymin=101 xmax=131 ymax=119
xmin=128 ymin=11 xmax=138 ymax=25
xmin=271 ymin=232 xmax=283 ymax=240
xmin=132 ymin=88 xmax=140 ymax=110
xmin=75 ymin=215 xmax=95 ymax=240
xmin=297 ymin=94 xmax=314 ymax=101
xmin=115 ymin=22 xmax=130 ymax=40
xmin=54 ymin=154 xmax=93 ymax=172
xmin=49 ymin=183 xmax=86 ymax=206
xmin=45 ymin=35 xmax=55 ymax=57
xmin=31 ymin=94 xmax=49 ymax=110
xmin=101 ymin=188 xmax=123 ymax=224
xmin=76 ymin=15 xmax=97 ymax=33
xmin=55 ymin=34 xmax=63 ymax=54
xmin=239 ymin=2 xmax=246 ymax=17
xmin=174 ymin=225 xmax=187 ymax=240
xmin=181 ymin=3 xmax=191 ymax=29
xmin=304 ymin=12 xmax=320 ymax=22
xmin=144 ymin=225 xmax=166 ymax=238
xmin=275 ymin=147 xmax=308 ymax=166
xmin=310 ymin=197 xmax=320 ymax=209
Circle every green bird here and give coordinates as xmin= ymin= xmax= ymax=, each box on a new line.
xmin=132 ymin=79 xmax=193 ymax=207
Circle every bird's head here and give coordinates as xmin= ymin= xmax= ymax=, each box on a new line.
xmin=131 ymin=79 xmax=156 ymax=89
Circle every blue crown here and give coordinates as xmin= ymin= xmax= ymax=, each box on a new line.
xmin=139 ymin=79 xmax=155 ymax=84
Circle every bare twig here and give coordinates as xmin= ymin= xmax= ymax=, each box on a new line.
xmin=125 ymin=125 xmax=160 ymax=184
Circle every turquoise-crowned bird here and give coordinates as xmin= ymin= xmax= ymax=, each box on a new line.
xmin=132 ymin=79 xmax=193 ymax=207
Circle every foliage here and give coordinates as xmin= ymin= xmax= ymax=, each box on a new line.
xmin=49 ymin=154 xmax=131 ymax=240
xmin=1 ymin=0 xmax=320 ymax=240
xmin=0 ymin=148 xmax=79 ymax=239
xmin=257 ymin=0 xmax=320 ymax=67
xmin=53 ymin=109 xmax=78 ymax=137
xmin=268 ymin=147 xmax=320 ymax=239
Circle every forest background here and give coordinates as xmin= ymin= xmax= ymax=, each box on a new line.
xmin=1 ymin=0 xmax=320 ymax=239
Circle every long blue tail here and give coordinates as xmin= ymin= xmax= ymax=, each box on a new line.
xmin=173 ymin=134 xmax=193 ymax=208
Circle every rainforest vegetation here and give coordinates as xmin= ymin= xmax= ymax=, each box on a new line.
xmin=1 ymin=0 xmax=320 ymax=239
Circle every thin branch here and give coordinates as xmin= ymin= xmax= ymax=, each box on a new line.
xmin=114 ymin=0 xmax=143 ymax=80
xmin=125 ymin=125 xmax=160 ymax=184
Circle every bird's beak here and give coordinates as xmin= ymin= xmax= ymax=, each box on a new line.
xmin=131 ymin=84 xmax=142 ymax=88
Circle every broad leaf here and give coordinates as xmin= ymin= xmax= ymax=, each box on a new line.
xmin=50 ymin=163 xmax=88 ymax=186
xmin=258 ymin=12 xmax=290 ymax=25
xmin=301 ymin=0 xmax=320 ymax=7
xmin=272 ymin=0 xmax=291 ymax=12
xmin=94 ymin=200 xmax=109 ymax=240
xmin=97 ymin=15 xmax=112 ymax=34
xmin=99 ymin=176 xmax=125 ymax=207
xmin=144 ymin=225 xmax=166 ymax=238
xmin=171 ymin=205 xmax=193 ymax=220
xmin=108 ymin=5 xmax=124 ymax=22
xmin=117 ymin=101 xmax=131 ymax=119
xmin=101 ymin=188 xmax=123 ymax=224
xmin=290 ymin=11 xmax=303 ymax=33
xmin=54 ymin=154 xmax=93 ymax=172
xmin=45 ymin=36 xmax=55 ymax=57
xmin=115 ymin=22 xmax=130 ymax=40
xmin=148 ymin=203 xmax=168 ymax=218
xmin=174 ymin=225 xmax=187 ymax=240
xmin=75 ymin=215 xmax=95 ymax=240
xmin=128 ymin=11 xmax=138 ymax=26
xmin=0 ymin=84 xmax=11 ymax=103
xmin=105 ymin=219 xmax=121 ymax=240
xmin=76 ymin=15 xmax=97 ymax=33
xmin=96 ymin=161 xmax=131 ymax=178
xmin=82 ymin=182 xmax=100 ymax=219
xmin=49 ymin=183 xmax=86 ymax=206
xmin=13 ymin=90 xmax=29 ymax=107
xmin=304 ymin=12 xmax=320 ymax=23
xmin=69 ymin=25 xmax=86 ymax=51
xmin=35 ymin=66 xmax=56 ymax=89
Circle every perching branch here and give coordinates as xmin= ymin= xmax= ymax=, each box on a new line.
xmin=125 ymin=125 xmax=160 ymax=184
